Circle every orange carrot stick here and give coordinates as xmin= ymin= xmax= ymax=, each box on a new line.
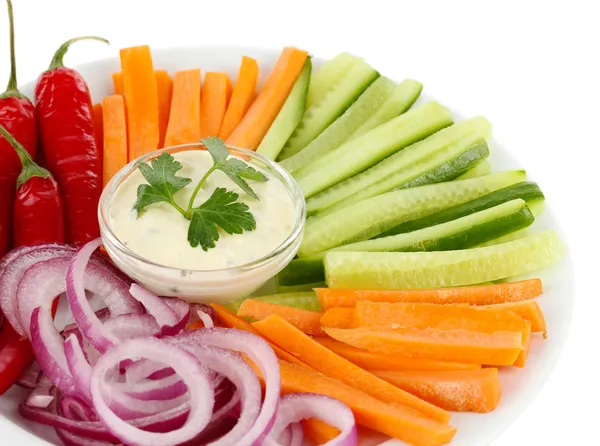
xmin=226 ymin=47 xmax=308 ymax=150
xmin=252 ymin=315 xmax=450 ymax=424
xmin=101 ymin=95 xmax=128 ymax=187
xmin=486 ymin=300 xmax=547 ymax=334
xmin=302 ymin=419 xmax=340 ymax=444
xmin=112 ymin=72 xmax=124 ymax=96
xmin=219 ymin=57 xmax=259 ymax=140
xmin=164 ymin=69 xmax=202 ymax=147
xmin=315 ymin=337 xmax=481 ymax=371
xmin=155 ymin=70 xmax=173 ymax=148
xmin=316 ymin=279 xmax=543 ymax=310
xmin=324 ymin=326 xmax=523 ymax=366
xmin=275 ymin=360 xmax=456 ymax=446
xmin=120 ymin=46 xmax=160 ymax=161
xmin=200 ymin=72 xmax=232 ymax=138
xmin=320 ymin=307 xmax=355 ymax=329
xmin=353 ymin=301 xmax=532 ymax=367
xmin=209 ymin=303 xmax=309 ymax=368
xmin=373 ymin=369 xmax=502 ymax=413
xmin=238 ymin=299 xmax=325 ymax=336
xmin=92 ymin=103 xmax=104 ymax=158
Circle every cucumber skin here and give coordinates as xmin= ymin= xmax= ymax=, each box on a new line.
xmin=278 ymin=61 xmax=380 ymax=160
xmin=298 ymin=170 xmax=528 ymax=258
xmin=324 ymin=230 xmax=566 ymax=289
xmin=256 ymin=59 xmax=312 ymax=160
xmin=276 ymin=281 xmax=327 ymax=294
xmin=279 ymin=76 xmax=396 ymax=173
xmin=276 ymin=255 xmax=326 ymax=287
xmin=315 ymin=140 xmax=490 ymax=216
xmin=458 ymin=160 xmax=492 ymax=179
xmin=223 ymin=291 xmax=321 ymax=313
xmin=338 ymin=199 xmax=534 ymax=252
xmin=306 ymin=52 xmax=360 ymax=109
xmin=348 ymin=78 xmax=423 ymax=140
xmin=296 ymin=101 xmax=454 ymax=198
xmin=376 ymin=181 xmax=544 ymax=238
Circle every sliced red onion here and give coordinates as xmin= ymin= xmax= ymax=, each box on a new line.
xmin=90 ymin=338 xmax=214 ymax=446
xmin=124 ymin=360 xmax=174 ymax=384
xmin=31 ymin=307 xmax=79 ymax=395
xmin=102 ymin=314 xmax=160 ymax=340
xmin=16 ymin=360 xmax=42 ymax=389
xmin=170 ymin=328 xmax=281 ymax=446
xmin=60 ymin=395 xmax=98 ymax=422
xmin=129 ymin=284 xmax=178 ymax=326
xmin=64 ymin=334 xmax=93 ymax=402
xmin=103 ymin=389 xmax=190 ymax=421
xmin=116 ymin=373 xmax=187 ymax=401
xmin=264 ymin=393 xmax=358 ymax=446
xmin=66 ymin=239 xmax=121 ymax=353
xmin=289 ymin=423 xmax=304 ymax=446
xmin=196 ymin=308 xmax=215 ymax=328
xmin=159 ymin=297 xmax=190 ymax=337
xmin=55 ymin=429 xmax=117 ymax=446
xmin=0 ymin=244 xmax=75 ymax=336
xmin=25 ymin=376 xmax=55 ymax=409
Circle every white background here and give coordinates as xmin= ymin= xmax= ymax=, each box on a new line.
xmin=1 ymin=0 xmax=599 ymax=444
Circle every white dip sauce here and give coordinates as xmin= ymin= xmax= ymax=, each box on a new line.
xmin=108 ymin=150 xmax=295 ymax=270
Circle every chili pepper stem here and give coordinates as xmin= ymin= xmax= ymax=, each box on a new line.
xmin=49 ymin=36 xmax=110 ymax=70
xmin=0 ymin=124 xmax=50 ymax=187
xmin=0 ymin=0 xmax=25 ymax=99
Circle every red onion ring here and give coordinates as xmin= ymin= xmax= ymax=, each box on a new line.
xmin=264 ymin=393 xmax=358 ymax=446
xmin=64 ymin=334 xmax=93 ymax=402
xmin=90 ymin=338 xmax=214 ymax=446
xmin=196 ymin=308 xmax=215 ymax=328
xmin=289 ymin=422 xmax=304 ymax=446
xmin=60 ymin=395 xmax=98 ymax=422
xmin=25 ymin=376 xmax=55 ymax=409
xmin=55 ymin=429 xmax=117 ymax=446
xmin=129 ymin=284 xmax=178 ymax=326
xmin=102 ymin=314 xmax=161 ymax=339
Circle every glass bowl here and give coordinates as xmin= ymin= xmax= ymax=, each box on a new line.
xmin=98 ymin=143 xmax=306 ymax=303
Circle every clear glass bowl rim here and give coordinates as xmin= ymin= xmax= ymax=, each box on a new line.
xmin=98 ymin=142 xmax=306 ymax=274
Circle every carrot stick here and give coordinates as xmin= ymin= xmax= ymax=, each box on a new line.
xmin=219 ymin=56 xmax=259 ymax=140
xmin=320 ymin=307 xmax=355 ymax=329
xmin=353 ymin=301 xmax=533 ymax=367
xmin=101 ymin=95 xmax=128 ymax=187
xmin=164 ymin=69 xmax=202 ymax=147
xmin=486 ymin=301 xmax=547 ymax=334
xmin=252 ymin=315 xmax=451 ymax=424
xmin=120 ymin=46 xmax=160 ymax=160
xmin=92 ymin=103 xmax=104 ymax=158
xmin=199 ymin=72 xmax=232 ymax=138
xmin=324 ymin=326 xmax=523 ymax=366
xmin=274 ymin=360 xmax=456 ymax=446
xmin=316 ymin=279 xmax=543 ymax=309
xmin=209 ymin=303 xmax=309 ymax=368
xmin=238 ymin=299 xmax=325 ymax=336
xmin=112 ymin=72 xmax=124 ymax=96
xmin=226 ymin=47 xmax=308 ymax=150
xmin=302 ymin=419 xmax=340 ymax=444
xmin=315 ymin=337 xmax=481 ymax=371
xmin=155 ymin=70 xmax=173 ymax=148
xmin=373 ymin=369 xmax=502 ymax=413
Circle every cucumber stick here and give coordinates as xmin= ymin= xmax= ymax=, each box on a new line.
xmin=306 ymin=52 xmax=360 ymax=108
xmin=256 ymin=59 xmax=312 ymax=160
xmin=458 ymin=160 xmax=492 ymax=179
xmin=307 ymin=116 xmax=492 ymax=215
xmin=275 ymin=281 xmax=327 ymax=294
xmin=223 ymin=291 xmax=321 ymax=314
xmin=296 ymin=101 xmax=454 ymax=198
xmin=337 ymin=199 xmax=534 ymax=252
xmin=277 ymin=199 xmax=533 ymax=287
xmin=298 ymin=170 xmax=527 ymax=257
xmin=279 ymin=77 xmax=397 ymax=173
xmin=348 ymin=78 xmax=423 ymax=140
xmin=478 ymin=228 xmax=530 ymax=247
xmin=324 ymin=230 xmax=566 ymax=289
xmin=377 ymin=181 xmax=545 ymax=238
xmin=278 ymin=59 xmax=379 ymax=161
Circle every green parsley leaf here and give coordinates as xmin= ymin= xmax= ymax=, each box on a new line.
xmin=134 ymin=153 xmax=192 ymax=216
xmin=188 ymin=187 xmax=257 ymax=251
xmin=201 ymin=136 xmax=267 ymax=201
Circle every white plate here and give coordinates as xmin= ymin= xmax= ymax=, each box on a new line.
xmin=0 ymin=46 xmax=574 ymax=446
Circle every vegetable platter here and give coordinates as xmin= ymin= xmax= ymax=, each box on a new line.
xmin=0 ymin=1 xmax=572 ymax=445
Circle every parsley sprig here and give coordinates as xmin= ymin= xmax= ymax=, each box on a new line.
xmin=133 ymin=137 xmax=268 ymax=251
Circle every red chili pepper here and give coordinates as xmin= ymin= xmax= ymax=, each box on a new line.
xmin=0 ymin=0 xmax=37 ymax=258
xmin=35 ymin=36 xmax=108 ymax=246
xmin=0 ymin=124 xmax=64 ymax=395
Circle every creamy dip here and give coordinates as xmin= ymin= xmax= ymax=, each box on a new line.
xmin=108 ymin=150 xmax=296 ymax=271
